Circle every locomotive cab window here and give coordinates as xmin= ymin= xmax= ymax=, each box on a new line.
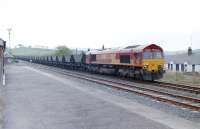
xmin=120 ymin=55 xmax=130 ymax=63
xmin=143 ymin=50 xmax=152 ymax=59
xmin=152 ymin=49 xmax=162 ymax=58
xmin=143 ymin=49 xmax=162 ymax=59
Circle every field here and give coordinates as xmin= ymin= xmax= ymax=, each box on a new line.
xmin=160 ymin=71 xmax=200 ymax=86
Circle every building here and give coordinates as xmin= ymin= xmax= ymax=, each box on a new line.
xmin=0 ymin=38 xmax=6 ymax=85
xmin=165 ymin=51 xmax=200 ymax=73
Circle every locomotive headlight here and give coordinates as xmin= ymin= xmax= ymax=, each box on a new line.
xmin=143 ymin=65 xmax=148 ymax=69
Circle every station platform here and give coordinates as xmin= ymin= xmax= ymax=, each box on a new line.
xmin=2 ymin=63 xmax=199 ymax=129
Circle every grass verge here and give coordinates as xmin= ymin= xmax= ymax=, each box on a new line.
xmin=160 ymin=71 xmax=200 ymax=86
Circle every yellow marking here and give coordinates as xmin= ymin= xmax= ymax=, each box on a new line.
xmin=142 ymin=59 xmax=165 ymax=72
xmin=111 ymin=54 xmax=116 ymax=64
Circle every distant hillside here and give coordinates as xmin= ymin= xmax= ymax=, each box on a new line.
xmin=10 ymin=47 xmax=200 ymax=56
xmin=193 ymin=49 xmax=200 ymax=53
xmin=11 ymin=47 xmax=55 ymax=56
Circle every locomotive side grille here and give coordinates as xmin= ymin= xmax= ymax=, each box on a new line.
xmin=120 ymin=55 xmax=130 ymax=64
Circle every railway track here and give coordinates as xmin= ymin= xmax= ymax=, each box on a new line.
xmin=31 ymin=63 xmax=200 ymax=94
xmin=113 ymin=78 xmax=200 ymax=94
xmin=153 ymin=81 xmax=200 ymax=94
xmin=27 ymin=63 xmax=200 ymax=111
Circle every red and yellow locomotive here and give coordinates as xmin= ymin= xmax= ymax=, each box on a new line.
xmin=18 ymin=43 xmax=165 ymax=81
xmin=86 ymin=44 xmax=165 ymax=80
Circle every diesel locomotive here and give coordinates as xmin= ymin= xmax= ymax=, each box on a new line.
xmin=17 ymin=44 xmax=165 ymax=81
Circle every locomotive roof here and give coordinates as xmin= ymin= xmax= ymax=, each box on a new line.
xmin=133 ymin=44 xmax=163 ymax=52
xmin=86 ymin=44 xmax=162 ymax=54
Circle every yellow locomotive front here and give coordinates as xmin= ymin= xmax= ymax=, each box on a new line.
xmin=141 ymin=47 xmax=165 ymax=80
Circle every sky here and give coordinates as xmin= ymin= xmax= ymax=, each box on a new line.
xmin=0 ymin=0 xmax=200 ymax=51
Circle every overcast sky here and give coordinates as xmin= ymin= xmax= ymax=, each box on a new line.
xmin=0 ymin=0 xmax=200 ymax=51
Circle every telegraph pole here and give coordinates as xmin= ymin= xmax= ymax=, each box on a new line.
xmin=7 ymin=28 xmax=12 ymax=48
xmin=190 ymin=33 xmax=192 ymax=48
xmin=7 ymin=28 xmax=12 ymax=53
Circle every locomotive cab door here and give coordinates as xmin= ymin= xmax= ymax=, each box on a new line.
xmin=134 ymin=52 xmax=142 ymax=66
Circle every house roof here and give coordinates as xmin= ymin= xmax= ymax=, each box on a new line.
xmin=165 ymin=52 xmax=200 ymax=64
